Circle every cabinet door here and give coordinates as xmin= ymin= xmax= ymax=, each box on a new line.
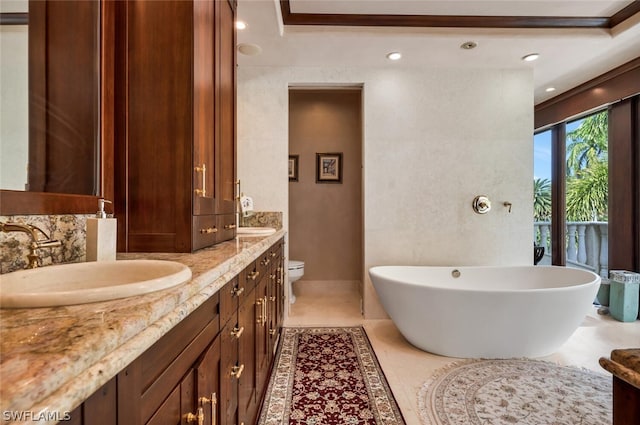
xmin=121 ymin=0 xmax=193 ymax=252
xmin=267 ymin=243 xmax=283 ymax=360
xmin=276 ymin=241 xmax=285 ymax=330
xmin=238 ymin=286 xmax=257 ymax=425
xmin=195 ymin=336 xmax=221 ymax=425
xmin=220 ymin=319 xmax=239 ymax=425
xmin=255 ymin=275 xmax=270 ymax=403
xmin=193 ymin=0 xmax=216 ymax=216
xmin=215 ymin=0 xmax=237 ymax=217
xmin=146 ymin=369 xmax=196 ymax=425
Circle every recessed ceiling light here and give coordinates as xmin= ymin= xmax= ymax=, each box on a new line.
xmin=235 ymin=21 xmax=247 ymax=30
xmin=545 ymin=87 xmax=556 ymax=92
xmin=386 ymin=52 xmax=402 ymax=61
xmin=460 ymin=41 xmax=477 ymax=50
xmin=522 ymin=53 xmax=540 ymax=62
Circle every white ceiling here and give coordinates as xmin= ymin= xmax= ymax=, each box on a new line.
xmin=236 ymin=0 xmax=640 ymax=104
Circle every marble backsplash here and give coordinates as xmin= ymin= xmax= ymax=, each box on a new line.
xmin=1 ymin=211 xmax=282 ymax=274
xmin=240 ymin=211 xmax=283 ymax=229
xmin=0 ymin=215 xmax=88 ymax=274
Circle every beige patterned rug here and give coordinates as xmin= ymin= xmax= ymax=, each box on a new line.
xmin=258 ymin=327 xmax=405 ymax=425
xmin=418 ymin=358 xmax=612 ymax=425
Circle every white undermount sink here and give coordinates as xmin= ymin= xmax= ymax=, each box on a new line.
xmin=236 ymin=227 xmax=276 ymax=236
xmin=0 ymin=260 xmax=192 ymax=308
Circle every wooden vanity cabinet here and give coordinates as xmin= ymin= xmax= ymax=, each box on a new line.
xmin=115 ymin=0 xmax=237 ymax=253
xmin=67 ymin=238 xmax=285 ymax=425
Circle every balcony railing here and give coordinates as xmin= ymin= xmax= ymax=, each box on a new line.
xmin=534 ymin=221 xmax=608 ymax=278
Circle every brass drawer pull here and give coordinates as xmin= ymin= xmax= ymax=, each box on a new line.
xmin=200 ymin=227 xmax=218 ymax=234
xmin=269 ymin=296 xmax=276 ymax=302
xmin=262 ymin=296 xmax=267 ymax=325
xmin=231 ymin=364 xmax=244 ymax=379
xmin=270 ymin=251 xmax=277 ymax=258
xmin=199 ymin=393 xmax=217 ymax=425
xmin=255 ymin=296 xmax=268 ymax=325
xmin=194 ymin=164 xmax=207 ymax=197
xmin=247 ymin=271 xmax=259 ymax=281
xmin=232 ymin=286 xmax=245 ymax=297
xmin=260 ymin=258 xmax=270 ymax=266
xmin=185 ymin=407 xmax=204 ymax=425
xmin=230 ymin=326 xmax=244 ymax=338
xmin=256 ymin=298 xmax=263 ymax=324
xmin=269 ymin=329 xmax=277 ymax=336
xmin=224 ymin=224 xmax=236 ymax=230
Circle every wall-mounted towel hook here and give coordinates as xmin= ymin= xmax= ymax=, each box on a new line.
xmin=503 ymin=202 xmax=512 ymax=213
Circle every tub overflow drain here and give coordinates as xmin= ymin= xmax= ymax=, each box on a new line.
xmin=451 ymin=269 xmax=461 ymax=278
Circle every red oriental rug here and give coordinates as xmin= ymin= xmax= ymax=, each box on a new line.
xmin=258 ymin=327 xmax=405 ymax=425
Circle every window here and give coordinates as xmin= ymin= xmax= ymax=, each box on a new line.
xmin=534 ymin=110 xmax=609 ymax=277
xmin=533 ymin=129 xmax=552 ymax=264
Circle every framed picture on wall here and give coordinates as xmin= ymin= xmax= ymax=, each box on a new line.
xmin=289 ymin=155 xmax=299 ymax=182
xmin=316 ymin=152 xmax=343 ymax=183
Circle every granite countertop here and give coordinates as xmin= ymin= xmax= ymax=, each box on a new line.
xmin=599 ymin=348 xmax=640 ymax=389
xmin=0 ymin=230 xmax=285 ymax=423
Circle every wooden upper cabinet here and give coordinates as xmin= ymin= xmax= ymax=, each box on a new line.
xmin=193 ymin=0 xmax=217 ymax=217
xmin=116 ymin=0 xmax=236 ymax=252
xmin=216 ymin=0 xmax=237 ymax=216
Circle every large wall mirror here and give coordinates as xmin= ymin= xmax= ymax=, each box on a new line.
xmin=0 ymin=0 xmax=113 ymax=215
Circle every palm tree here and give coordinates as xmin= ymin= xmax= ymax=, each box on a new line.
xmin=566 ymin=111 xmax=607 ymax=177
xmin=533 ymin=178 xmax=551 ymax=221
xmin=566 ymin=161 xmax=608 ymax=221
xmin=565 ymin=110 xmax=608 ymax=221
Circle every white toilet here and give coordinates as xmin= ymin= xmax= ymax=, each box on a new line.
xmin=288 ymin=260 xmax=304 ymax=304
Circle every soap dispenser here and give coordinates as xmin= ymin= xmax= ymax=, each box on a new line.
xmin=86 ymin=199 xmax=117 ymax=261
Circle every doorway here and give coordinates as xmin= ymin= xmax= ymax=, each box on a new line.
xmin=288 ymin=87 xmax=364 ymax=311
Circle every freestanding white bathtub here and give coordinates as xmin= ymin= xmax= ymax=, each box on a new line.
xmin=369 ymin=266 xmax=601 ymax=358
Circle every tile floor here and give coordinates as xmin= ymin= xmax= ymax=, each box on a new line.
xmin=286 ymin=282 xmax=640 ymax=425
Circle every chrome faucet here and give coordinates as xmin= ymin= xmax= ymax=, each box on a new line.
xmin=0 ymin=222 xmax=62 ymax=269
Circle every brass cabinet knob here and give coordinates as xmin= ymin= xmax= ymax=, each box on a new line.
xmin=231 ymin=364 xmax=244 ymax=379
xmin=230 ymin=326 xmax=244 ymax=339
xmin=184 ymin=407 xmax=204 ymax=425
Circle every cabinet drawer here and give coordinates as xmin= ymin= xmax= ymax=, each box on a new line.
xmin=219 ymin=277 xmax=239 ymax=326
xmin=193 ymin=215 xmax=218 ymax=251
xmin=257 ymin=249 xmax=272 ymax=282
xmin=216 ymin=213 xmax=236 ymax=243
xmin=241 ymin=260 xmax=259 ymax=296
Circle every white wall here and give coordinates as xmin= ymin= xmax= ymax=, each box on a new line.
xmin=238 ymin=66 xmax=534 ymax=318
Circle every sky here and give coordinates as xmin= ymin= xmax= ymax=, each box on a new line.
xmin=533 ymin=118 xmax=584 ymax=181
